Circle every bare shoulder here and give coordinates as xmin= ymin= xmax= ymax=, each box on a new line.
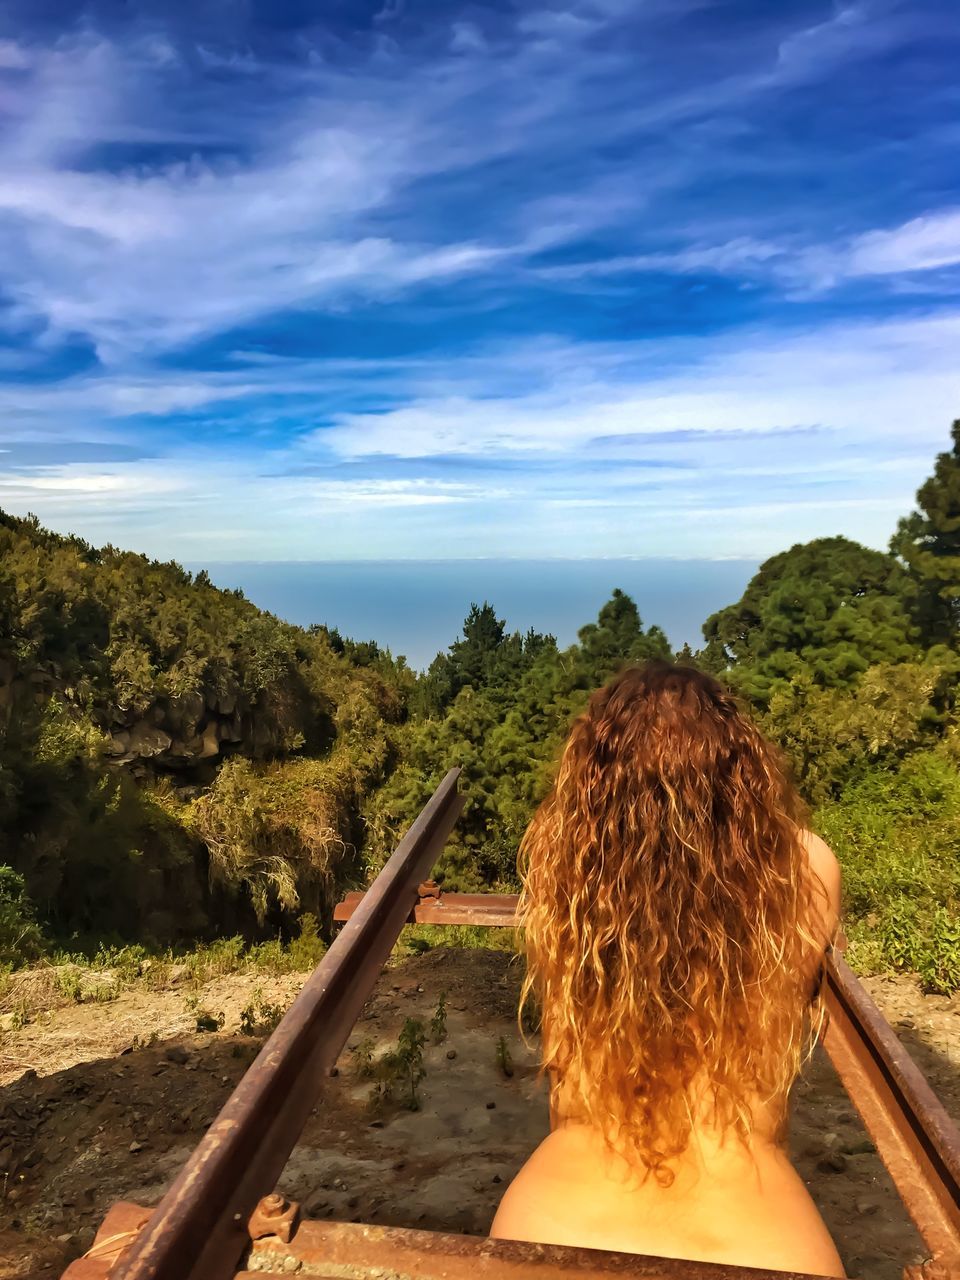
xmin=798 ymin=829 xmax=842 ymax=945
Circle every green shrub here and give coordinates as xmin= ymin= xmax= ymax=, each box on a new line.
xmin=238 ymin=987 xmax=285 ymax=1036
xmin=370 ymin=1017 xmax=427 ymax=1112
xmin=817 ymin=751 xmax=960 ymax=992
xmin=430 ymin=992 xmax=447 ymax=1044
xmin=0 ymin=867 xmax=46 ymax=967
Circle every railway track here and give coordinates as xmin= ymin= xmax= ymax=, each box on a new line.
xmin=63 ymin=770 xmax=960 ymax=1280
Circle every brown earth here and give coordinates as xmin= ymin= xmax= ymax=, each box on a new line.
xmin=0 ymin=948 xmax=957 ymax=1280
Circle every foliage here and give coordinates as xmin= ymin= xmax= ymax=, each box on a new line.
xmin=238 ymin=988 xmax=285 ymax=1036
xmin=0 ymin=507 xmax=404 ymax=952
xmin=184 ymin=993 xmax=225 ymax=1033
xmin=702 ymin=537 xmax=918 ymax=704
xmin=892 ymin=419 xmax=960 ymax=647
xmin=816 ymin=752 xmax=960 ymax=993
xmin=3 ymin=423 xmax=960 ymax=995
xmin=187 ymin=755 xmax=356 ymax=922
xmin=366 ymin=591 xmax=669 ymax=890
xmin=371 ymin=1017 xmax=428 ymax=1112
xmin=762 ymin=653 xmax=959 ymax=802
xmin=430 ymin=991 xmax=447 ymax=1044
xmin=0 ymin=867 xmax=46 ymax=967
xmin=350 ymin=1036 xmax=377 ymax=1078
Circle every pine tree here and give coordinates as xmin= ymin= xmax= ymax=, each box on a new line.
xmin=577 ymin=588 xmax=671 ymax=683
xmin=892 ymin=420 xmax=960 ymax=646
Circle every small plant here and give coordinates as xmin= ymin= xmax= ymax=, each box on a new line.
xmin=10 ymin=999 xmax=29 ymax=1030
xmin=350 ymin=1036 xmax=377 ymax=1078
xmin=430 ymin=992 xmax=447 ymax=1044
xmin=56 ymin=969 xmax=83 ymax=1003
xmin=185 ymin=993 xmax=225 ymax=1033
xmin=287 ymin=913 xmax=327 ymax=972
xmin=238 ymin=988 xmax=285 ymax=1036
xmin=370 ymin=1017 xmax=427 ymax=1112
xmin=496 ymin=1035 xmax=514 ymax=1078
xmin=131 ymin=1030 xmax=161 ymax=1050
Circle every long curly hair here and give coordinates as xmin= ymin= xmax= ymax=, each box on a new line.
xmin=518 ymin=660 xmax=824 ymax=1182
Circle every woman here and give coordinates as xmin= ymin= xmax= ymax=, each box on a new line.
xmin=491 ymin=661 xmax=844 ymax=1277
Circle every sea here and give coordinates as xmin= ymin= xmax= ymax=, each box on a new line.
xmin=189 ymin=560 xmax=758 ymax=672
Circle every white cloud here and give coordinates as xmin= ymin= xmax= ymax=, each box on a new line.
xmin=313 ymin=312 xmax=960 ymax=460
xmin=845 ymin=209 xmax=960 ymax=276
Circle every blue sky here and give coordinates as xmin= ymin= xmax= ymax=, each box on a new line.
xmin=0 ymin=0 xmax=957 ymax=561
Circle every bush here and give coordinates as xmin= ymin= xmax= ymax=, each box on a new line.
xmin=816 ymin=752 xmax=960 ymax=992
xmin=0 ymin=866 xmax=46 ymax=967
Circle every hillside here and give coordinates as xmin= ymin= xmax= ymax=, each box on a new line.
xmin=0 ymin=511 xmax=410 ymax=948
xmin=0 ymin=421 xmax=958 ymax=994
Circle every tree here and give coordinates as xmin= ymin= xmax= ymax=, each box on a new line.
xmin=702 ymin=537 xmax=917 ymax=703
xmin=577 ymin=589 xmax=671 ymax=683
xmin=892 ymin=419 xmax=960 ymax=646
xmin=448 ymin=602 xmax=506 ymax=689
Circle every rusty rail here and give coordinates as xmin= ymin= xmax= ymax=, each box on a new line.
xmin=64 ymin=784 xmax=960 ymax=1280
xmin=822 ymin=952 xmax=960 ymax=1276
xmin=105 ymin=769 xmax=464 ymax=1280
xmin=334 ymin=882 xmax=519 ymax=926
xmin=335 ymin=888 xmax=960 ymax=1277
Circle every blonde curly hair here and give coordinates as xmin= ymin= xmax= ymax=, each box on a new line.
xmin=518 ymin=661 xmax=824 ymax=1183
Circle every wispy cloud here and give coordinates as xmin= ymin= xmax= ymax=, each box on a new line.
xmin=0 ymin=0 xmax=956 ymax=561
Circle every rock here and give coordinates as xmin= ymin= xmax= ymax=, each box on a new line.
xmin=213 ymin=690 xmax=238 ymax=717
xmin=816 ymin=1152 xmax=847 ymax=1173
xmin=446 ymin=1049 xmax=457 ymax=1060
xmin=166 ymin=692 xmax=205 ymax=734
xmin=855 ymin=1198 xmax=879 ymax=1216
xmin=220 ymin=717 xmax=244 ymax=743
xmin=129 ymin=1140 xmax=145 ymax=1154
xmin=128 ymin=722 xmax=172 ymax=758
xmin=486 ymin=1101 xmax=496 ymax=1110
xmin=200 ymin=721 xmax=220 ymax=759
xmin=842 ymin=1137 xmax=876 ymax=1155
xmin=492 ymin=1174 xmax=502 ymax=1183
xmin=165 ymin=1046 xmax=190 ymax=1065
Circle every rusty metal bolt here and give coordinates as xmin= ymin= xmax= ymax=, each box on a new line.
xmin=260 ymin=1193 xmax=287 ymax=1218
xmin=249 ymin=1193 xmax=299 ymax=1243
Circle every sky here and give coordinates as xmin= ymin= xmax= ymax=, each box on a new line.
xmin=0 ymin=0 xmax=958 ymax=563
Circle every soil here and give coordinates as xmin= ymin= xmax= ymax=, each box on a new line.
xmin=0 ymin=949 xmax=957 ymax=1280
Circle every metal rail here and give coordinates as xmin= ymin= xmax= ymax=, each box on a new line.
xmin=104 ymin=769 xmax=464 ymax=1280
xmin=335 ymin=886 xmax=960 ymax=1278
xmin=822 ymin=953 xmax=960 ymax=1276
xmin=63 ymin=779 xmax=960 ymax=1280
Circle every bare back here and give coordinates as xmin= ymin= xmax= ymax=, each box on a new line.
xmin=491 ymin=832 xmax=845 ymax=1276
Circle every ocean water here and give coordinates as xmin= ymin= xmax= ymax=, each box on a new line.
xmin=191 ymin=560 xmax=758 ymax=671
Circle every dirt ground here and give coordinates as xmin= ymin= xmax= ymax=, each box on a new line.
xmin=0 ymin=948 xmax=957 ymax=1280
